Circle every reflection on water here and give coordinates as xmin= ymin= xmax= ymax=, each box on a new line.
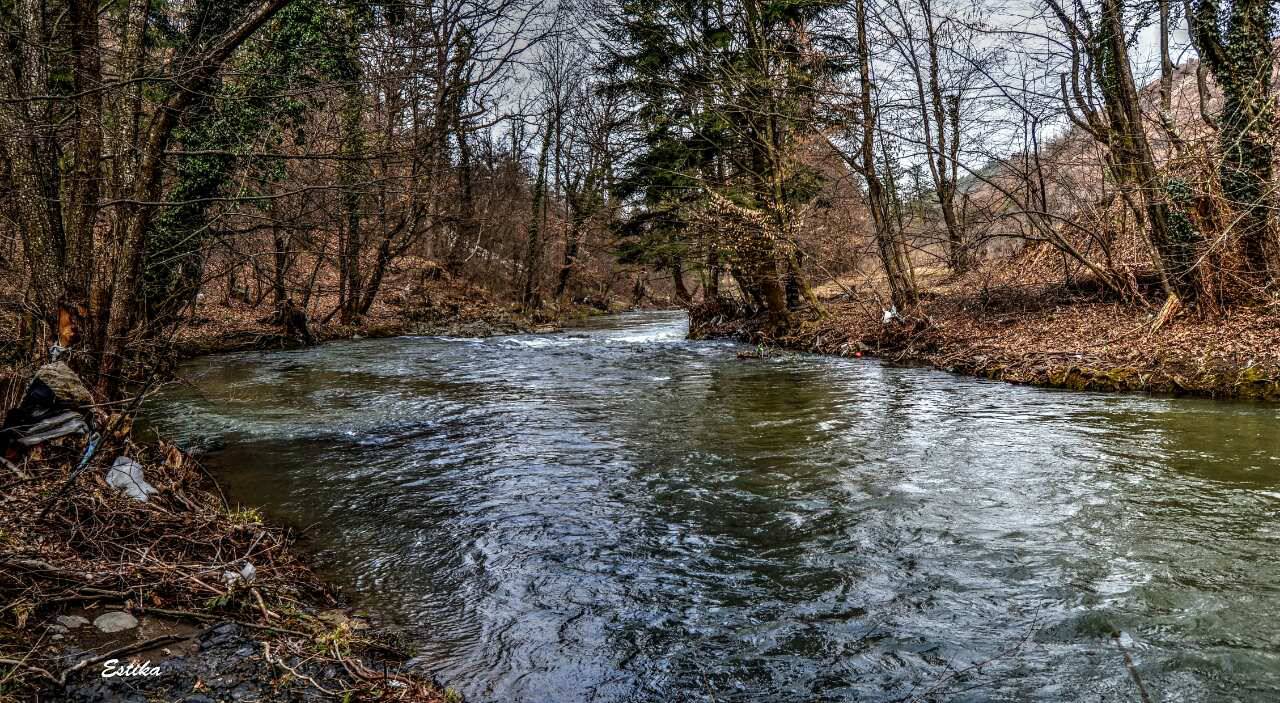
xmin=148 ymin=311 xmax=1280 ymax=702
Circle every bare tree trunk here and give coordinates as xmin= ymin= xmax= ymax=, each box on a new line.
xmin=555 ymin=230 xmax=581 ymax=300
xmin=672 ymin=257 xmax=692 ymax=306
xmin=856 ymin=0 xmax=918 ymax=311
xmin=917 ymin=0 xmax=966 ymax=273
xmin=522 ymin=120 xmax=554 ymax=310
xmin=555 ymin=175 xmax=590 ymax=301
xmin=705 ymin=249 xmax=722 ymax=302
xmin=445 ymin=36 xmax=477 ymax=274
xmin=337 ymin=87 xmax=365 ymax=325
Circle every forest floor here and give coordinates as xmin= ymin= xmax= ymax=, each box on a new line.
xmin=695 ymin=270 xmax=1280 ymax=401
xmin=171 ymin=269 xmax=587 ymax=359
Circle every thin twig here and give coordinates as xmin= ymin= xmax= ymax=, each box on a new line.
xmin=142 ymin=606 xmax=312 ymax=638
xmin=1112 ymin=632 xmax=1153 ymax=703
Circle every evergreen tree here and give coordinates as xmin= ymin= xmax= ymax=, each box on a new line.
xmin=607 ymin=0 xmax=842 ymax=324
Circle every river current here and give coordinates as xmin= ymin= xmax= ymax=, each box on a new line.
xmin=149 ymin=310 xmax=1280 ymax=702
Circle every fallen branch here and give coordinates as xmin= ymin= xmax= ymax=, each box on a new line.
xmin=1112 ymin=632 xmax=1153 ymax=703
xmin=55 ymin=631 xmax=201 ymax=685
xmin=142 ymin=606 xmax=312 ymax=638
xmin=0 ymin=656 xmax=56 ymax=684
xmin=263 ymin=641 xmax=344 ymax=697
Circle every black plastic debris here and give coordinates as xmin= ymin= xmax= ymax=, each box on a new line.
xmin=1 ymin=362 xmax=94 ymax=458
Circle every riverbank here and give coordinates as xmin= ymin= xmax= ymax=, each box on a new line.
xmin=0 ymin=429 xmax=456 ymax=702
xmin=171 ymin=273 xmax=586 ymax=359
xmin=692 ymin=280 xmax=1280 ymax=401
xmin=0 ymin=278 xmax=607 ymax=701
xmin=0 ymin=272 xmax=639 ymax=700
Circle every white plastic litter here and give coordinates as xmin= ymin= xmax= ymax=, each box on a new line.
xmin=106 ymin=456 xmax=157 ymax=502
xmin=223 ymin=561 xmax=257 ymax=585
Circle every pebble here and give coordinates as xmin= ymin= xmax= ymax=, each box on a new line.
xmin=93 ymin=611 xmax=139 ymax=633
xmin=57 ymin=615 xmax=91 ymax=628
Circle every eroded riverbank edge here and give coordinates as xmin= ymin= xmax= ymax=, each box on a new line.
xmin=691 ymin=292 xmax=1280 ymax=401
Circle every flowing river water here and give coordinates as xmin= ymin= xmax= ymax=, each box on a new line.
xmin=147 ymin=310 xmax=1280 ymax=702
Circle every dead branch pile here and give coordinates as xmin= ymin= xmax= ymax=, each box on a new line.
xmin=0 ymin=428 xmax=446 ymax=701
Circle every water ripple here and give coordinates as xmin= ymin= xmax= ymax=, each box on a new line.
xmin=147 ymin=311 xmax=1280 ymax=702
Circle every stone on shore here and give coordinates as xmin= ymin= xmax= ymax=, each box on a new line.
xmin=34 ymin=361 xmax=94 ymax=407
xmin=56 ymin=614 xmax=91 ymax=629
xmin=93 ymin=611 xmax=138 ymax=633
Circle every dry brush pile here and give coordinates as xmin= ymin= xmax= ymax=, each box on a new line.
xmin=0 ymin=410 xmax=448 ymax=702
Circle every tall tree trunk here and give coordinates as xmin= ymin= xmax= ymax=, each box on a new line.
xmin=4 ymin=0 xmax=65 ymax=351
xmin=64 ymin=0 xmax=102 ymax=306
xmin=522 ymin=121 xmax=554 ymax=310
xmin=856 ymin=0 xmax=918 ymax=311
xmin=96 ymin=0 xmax=294 ymax=395
xmin=1189 ymin=0 xmax=1276 ymax=280
xmin=739 ymin=0 xmax=791 ymax=329
xmin=1098 ymin=0 xmax=1193 ymax=298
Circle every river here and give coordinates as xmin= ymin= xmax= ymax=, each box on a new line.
xmin=148 ymin=310 xmax=1280 ymax=702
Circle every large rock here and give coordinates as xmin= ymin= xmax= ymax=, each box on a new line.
xmin=93 ymin=611 xmax=138 ymax=633
xmin=34 ymin=361 xmax=93 ymax=407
